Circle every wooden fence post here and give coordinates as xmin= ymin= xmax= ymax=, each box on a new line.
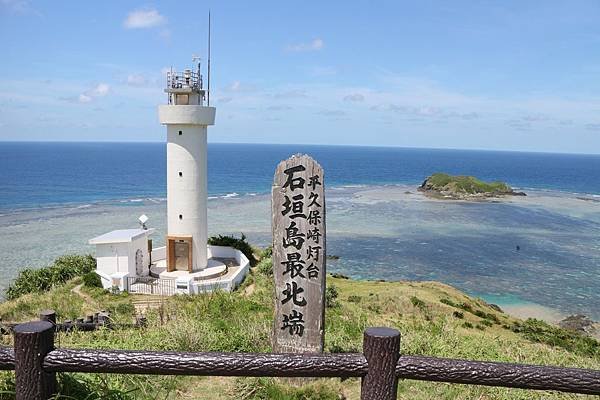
xmin=361 ymin=327 xmax=401 ymax=400
xmin=14 ymin=321 xmax=57 ymax=400
xmin=39 ymin=310 xmax=56 ymax=325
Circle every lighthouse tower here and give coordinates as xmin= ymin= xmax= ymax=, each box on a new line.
xmin=158 ymin=61 xmax=215 ymax=272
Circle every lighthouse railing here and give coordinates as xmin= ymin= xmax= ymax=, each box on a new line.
xmin=166 ymin=71 xmax=202 ymax=90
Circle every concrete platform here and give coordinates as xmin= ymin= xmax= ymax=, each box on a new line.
xmin=153 ymin=259 xmax=228 ymax=280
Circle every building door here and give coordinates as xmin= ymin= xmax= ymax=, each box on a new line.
xmin=135 ymin=249 xmax=144 ymax=276
xmin=174 ymin=242 xmax=189 ymax=270
xmin=167 ymin=236 xmax=193 ymax=272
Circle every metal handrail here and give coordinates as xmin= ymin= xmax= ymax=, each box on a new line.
xmin=166 ymin=70 xmax=203 ymax=90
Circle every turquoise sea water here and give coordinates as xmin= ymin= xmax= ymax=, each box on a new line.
xmin=0 ymin=142 xmax=599 ymax=319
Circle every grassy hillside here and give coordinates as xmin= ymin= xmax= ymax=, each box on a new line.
xmin=0 ymin=252 xmax=598 ymax=399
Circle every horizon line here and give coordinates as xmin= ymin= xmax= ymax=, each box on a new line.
xmin=1 ymin=140 xmax=599 ymax=157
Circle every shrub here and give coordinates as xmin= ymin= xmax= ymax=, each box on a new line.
xmin=6 ymin=254 xmax=96 ymax=300
xmin=462 ymin=322 xmax=474 ymax=329
xmin=440 ymin=298 xmax=456 ymax=307
xmin=410 ymin=296 xmax=427 ymax=311
xmin=474 ymin=309 xmax=500 ymax=323
xmin=260 ymin=246 xmax=272 ymax=258
xmin=330 ymin=273 xmax=349 ymax=279
xmin=511 ymin=318 xmax=600 ymax=357
xmin=82 ymin=271 xmax=102 ymax=288
xmin=452 ymin=311 xmax=464 ymax=319
xmin=208 ymin=234 xmax=258 ymax=267
xmin=347 ymin=295 xmax=362 ymax=303
xmin=325 ymin=285 xmax=339 ymax=308
xmin=256 ymin=257 xmax=273 ymax=276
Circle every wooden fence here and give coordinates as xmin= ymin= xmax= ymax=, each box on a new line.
xmin=2 ymin=320 xmax=599 ymax=400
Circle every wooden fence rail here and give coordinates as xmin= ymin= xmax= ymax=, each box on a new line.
xmin=3 ymin=321 xmax=600 ymax=399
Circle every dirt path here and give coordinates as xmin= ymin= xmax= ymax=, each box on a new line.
xmin=71 ymin=283 xmax=96 ymax=307
xmin=243 ymin=283 xmax=255 ymax=297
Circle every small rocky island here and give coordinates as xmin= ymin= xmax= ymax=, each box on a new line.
xmin=419 ymin=173 xmax=526 ymax=200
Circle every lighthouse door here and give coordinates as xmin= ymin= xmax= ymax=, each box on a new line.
xmin=135 ymin=249 xmax=144 ymax=276
xmin=167 ymin=236 xmax=193 ymax=272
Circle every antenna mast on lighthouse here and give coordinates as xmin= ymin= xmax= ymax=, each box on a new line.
xmin=207 ymin=10 xmax=211 ymax=106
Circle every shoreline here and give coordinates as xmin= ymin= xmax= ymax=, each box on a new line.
xmin=1 ymin=183 xmax=599 ymax=321
xmin=2 ymin=182 xmax=600 ymax=215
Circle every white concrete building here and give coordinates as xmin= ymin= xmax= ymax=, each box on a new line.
xmin=89 ymin=229 xmax=155 ymax=291
xmin=89 ymin=58 xmax=249 ymax=295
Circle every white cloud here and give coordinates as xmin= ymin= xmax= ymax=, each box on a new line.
xmin=225 ymin=81 xmax=256 ymax=93
xmin=267 ymin=105 xmax=292 ymax=111
xmin=126 ymin=74 xmax=147 ymax=87
xmin=78 ymin=94 xmax=92 ymax=103
xmin=274 ymin=90 xmax=307 ymax=99
xmin=60 ymin=83 xmax=110 ymax=104
xmin=86 ymin=83 xmax=110 ymax=97
xmin=318 ymin=109 xmax=346 ymax=117
xmin=0 ymin=0 xmax=38 ymax=15
xmin=585 ymin=123 xmax=600 ymax=131
xmin=344 ymin=93 xmax=365 ymax=102
xmin=123 ymin=8 xmax=166 ymax=29
xmin=286 ymin=38 xmax=324 ymax=52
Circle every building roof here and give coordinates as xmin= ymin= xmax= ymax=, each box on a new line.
xmin=89 ymin=228 xmax=155 ymax=245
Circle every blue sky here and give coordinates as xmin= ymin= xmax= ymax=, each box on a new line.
xmin=1 ymin=1 xmax=600 ymax=153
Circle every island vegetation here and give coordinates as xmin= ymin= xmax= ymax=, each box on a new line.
xmin=419 ymin=173 xmax=526 ymax=200
xmin=0 ymin=240 xmax=598 ymax=399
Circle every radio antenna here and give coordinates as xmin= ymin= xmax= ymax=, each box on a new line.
xmin=207 ymin=10 xmax=211 ymax=106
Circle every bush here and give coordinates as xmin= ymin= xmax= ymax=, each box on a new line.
xmin=330 ymin=273 xmax=349 ymax=279
xmin=208 ymin=234 xmax=258 ymax=267
xmin=511 ymin=318 xmax=600 ymax=357
xmin=452 ymin=311 xmax=464 ymax=319
xmin=325 ymin=285 xmax=339 ymax=308
xmin=256 ymin=257 xmax=273 ymax=276
xmin=260 ymin=246 xmax=272 ymax=258
xmin=82 ymin=271 xmax=103 ymax=288
xmin=6 ymin=254 xmax=96 ymax=300
xmin=410 ymin=296 xmax=427 ymax=311
xmin=462 ymin=322 xmax=474 ymax=329
xmin=347 ymin=295 xmax=362 ymax=303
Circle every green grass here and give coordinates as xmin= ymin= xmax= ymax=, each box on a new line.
xmin=0 ymin=252 xmax=598 ymax=399
xmin=5 ymin=255 xmax=96 ymax=300
xmin=426 ymin=173 xmax=512 ymax=194
xmin=510 ymin=318 xmax=600 ymax=358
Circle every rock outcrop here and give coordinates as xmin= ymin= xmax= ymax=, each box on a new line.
xmin=559 ymin=314 xmax=599 ymax=338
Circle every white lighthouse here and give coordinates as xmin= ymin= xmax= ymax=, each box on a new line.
xmin=90 ymin=56 xmax=250 ymax=295
xmin=158 ymin=62 xmax=214 ymax=272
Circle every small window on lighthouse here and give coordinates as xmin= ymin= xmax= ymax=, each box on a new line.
xmin=179 ymin=214 xmax=183 ymax=220
xmin=178 ymin=172 xmax=183 ymax=177
xmin=178 ymin=130 xmax=183 ymax=135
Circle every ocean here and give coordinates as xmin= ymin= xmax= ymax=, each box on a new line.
xmin=1 ymin=142 xmax=599 ymax=320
